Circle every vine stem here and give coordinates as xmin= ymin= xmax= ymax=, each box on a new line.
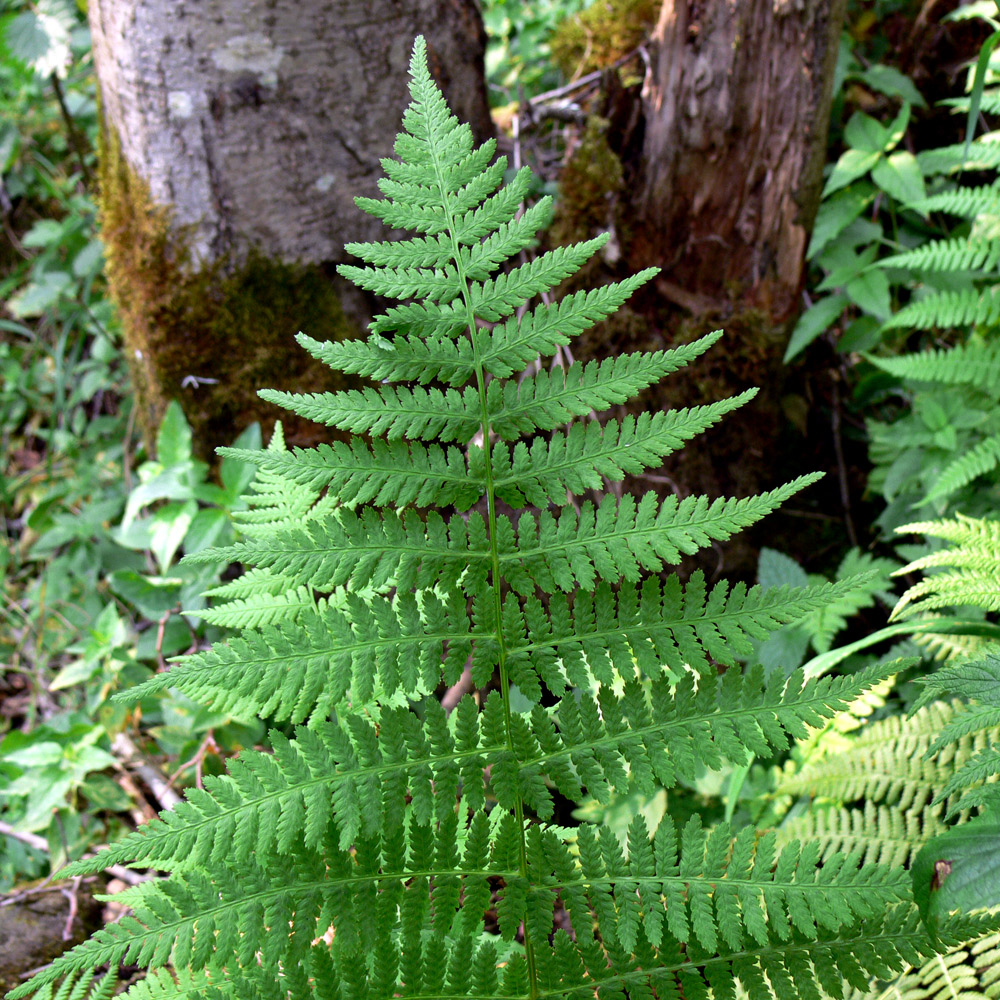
xmin=425 ymin=111 xmax=540 ymax=996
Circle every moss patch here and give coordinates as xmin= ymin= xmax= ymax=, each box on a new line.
xmin=549 ymin=116 xmax=624 ymax=249
xmin=550 ymin=0 xmax=659 ymax=80
xmin=97 ymin=117 xmax=360 ymax=459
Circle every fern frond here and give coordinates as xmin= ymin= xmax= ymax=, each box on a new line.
xmin=209 ymin=507 xmax=488 ymax=595
xmin=118 ymin=589 xmax=472 ymax=719
xmin=879 ymin=235 xmax=1000 ymax=272
xmin=540 ymin=814 xmax=908 ymax=956
xmin=881 ymin=286 xmax=1000 ymax=330
xmin=190 ymin=584 xmax=316 ymax=629
xmin=867 ymin=340 xmax=1000 ymax=391
xmin=510 ymin=573 xmax=873 ymax=691
xmin=219 ymin=437 xmax=483 ymax=509
xmin=775 ymin=700 xmax=1000 ymax=813
xmin=258 ymin=384 xmax=481 ymax=442
xmin=777 ymin=801 xmax=946 ymax=868
xmin=14 ymin=35 xmax=934 ymax=1000
xmin=500 ymin=473 xmax=823 ymax=594
xmin=491 ymin=391 xmax=757 ymax=507
xmin=913 ymin=182 xmax=1000 ymax=218
xmin=228 ymin=421 xmax=320 ymax=536
xmin=488 ymin=336 xmax=722 ymax=439
xmin=63 ymin=694 xmax=496 ymax=874
xmin=922 ymin=433 xmax=1000 ymax=505
xmin=918 ymin=136 xmax=1000 ymax=175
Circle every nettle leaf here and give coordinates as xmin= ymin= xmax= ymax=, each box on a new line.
xmin=3 ymin=0 xmax=75 ymax=78
xmin=12 ymin=33 xmax=956 ymax=1000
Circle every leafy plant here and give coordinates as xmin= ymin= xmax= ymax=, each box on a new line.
xmin=11 ymin=36 xmax=988 ymax=1000
xmin=882 ymin=513 xmax=1000 ymax=928
xmin=0 ymin=397 xmax=263 ymax=886
xmin=481 ymin=0 xmax=594 ymax=103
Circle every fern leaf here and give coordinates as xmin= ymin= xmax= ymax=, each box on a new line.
xmin=922 ymin=433 xmax=1000 ymax=505
xmin=879 ymin=235 xmax=1000 ymax=273
xmin=492 ymin=392 xmax=757 ymax=508
xmin=867 ymin=341 xmax=1000 ymax=392
xmin=500 ymin=473 xmax=823 ymax=594
xmin=15 ymin=35 xmax=949 ymax=1000
xmin=258 ymin=384 xmax=481 ymax=442
xmin=219 ymin=438 xmax=483 ymax=510
xmin=776 ymin=700 xmax=1000 ymax=814
xmin=881 ymin=286 xmax=1000 ymax=330
xmin=216 ymin=507 xmax=488 ymax=594
xmin=777 ymin=801 xmax=946 ymax=868
xmin=913 ymin=181 xmax=1000 ymax=218
xmin=117 ymin=590 xmax=472 ymax=719
xmin=488 ymin=333 xmax=723 ymax=439
xmin=190 ymin=585 xmax=316 ymax=629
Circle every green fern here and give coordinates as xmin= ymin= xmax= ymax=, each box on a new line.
xmin=775 ymin=700 xmax=1000 ymax=815
xmin=894 ymin=515 xmax=1000 ymax=619
xmin=11 ymin=37 xmax=972 ymax=1000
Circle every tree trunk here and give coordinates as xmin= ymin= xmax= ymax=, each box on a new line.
xmin=631 ymin=0 xmax=845 ymax=319
xmin=89 ymin=0 xmax=492 ymax=454
xmin=636 ymin=0 xmax=846 ymax=574
xmin=557 ymin=0 xmax=846 ymax=574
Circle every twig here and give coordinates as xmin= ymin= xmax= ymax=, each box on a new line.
xmin=441 ymin=664 xmax=475 ymax=715
xmin=167 ymin=731 xmax=218 ymax=790
xmin=49 ymin=74 xmax=93 ymax=189
xmin=0 ymin=820 xmax=48 ymax=852
xmin=0 ymin=820 xmax=148 ymax=887
xmin=527 ymin=46 xmax=645 ymax=106
xmin=111 ymin=732 xmax=182 ymax=811
xmin=831 ymin=376 xmax=859 ymax=549
xmin=154 ymin=607 xmax=176 ymax=670
xmin=60 ymin=879 xmax=80 ymax=940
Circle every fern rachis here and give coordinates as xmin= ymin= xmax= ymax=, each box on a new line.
xmin=10 ymin=37 xmax=989 ymax=1000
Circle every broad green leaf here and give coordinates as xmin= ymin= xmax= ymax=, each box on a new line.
xmin=220 ymin=422 xmax=262 ymax=501
xmin=845 ymin=267 xmax=891 ymax=320
xmin=854 ymin=64 xmax=927 ymax=107
xmin=883 ymin=102 xmax=911 ymax=154
xmin=3 ymin=5 xmax=72 ymax=77
xmin=913 ymin=811 xmax=1000 ymax=925
xmin=784 ymin=293 xmax=848 ymax=361
xmin=148 ymin=500 xmax=198 ymax=571
xmin=108 ymin=570 xmax=183 ymax=619
xmin=871 ymin=151 xmax=926 ymax=206
xmin=823 ymin=148 xmax=882 ymax=196
xmin=157 ymin=400 xmax=193 ymax=468
xmin=838 ymin=315 xmax=882 ymax=352
xmin=807 ymin=185 xmax=874 ymax=259
xmin=757 ymin=547 xmax=809 ymax=590
xmin=844 ymin=111 xmax=888 ymax=154
xmin=3 ymin=741 xmax=65 ymax=768
xmin=818 ymin=243 xmax=879 ymax=291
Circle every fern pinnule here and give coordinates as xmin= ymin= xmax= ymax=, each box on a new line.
xmin=12 ymin=35 xmax=950 ymax=1000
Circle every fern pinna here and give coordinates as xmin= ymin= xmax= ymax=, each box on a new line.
xmin=12 ymin=37 xmax=985 ymax=1000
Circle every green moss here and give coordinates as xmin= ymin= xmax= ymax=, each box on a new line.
xmin=549 ymin=115 xmax=624 ymax=249
xmin=97 ymin=117 xmax=359 ymax=458
xmin=550 ymin=0 xmax=659 ymax=80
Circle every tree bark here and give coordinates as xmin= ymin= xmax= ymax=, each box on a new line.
xmin=89 ymin=0 xmax=492 ymax=453
xmin=631 ymin=0 xmax=845 ymax=320
xmin=558 ymin=0 xmax=847 ymax=574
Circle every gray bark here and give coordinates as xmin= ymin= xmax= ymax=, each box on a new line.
xmin=89 ymin=0 xmax=492 ymax=266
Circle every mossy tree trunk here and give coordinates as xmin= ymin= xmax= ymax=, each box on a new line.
xmin=89 ymin=0 xmax=492 ymax=454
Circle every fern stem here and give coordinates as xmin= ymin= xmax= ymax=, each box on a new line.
xmin=425 ymin=119 xmax=540 ymax=998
